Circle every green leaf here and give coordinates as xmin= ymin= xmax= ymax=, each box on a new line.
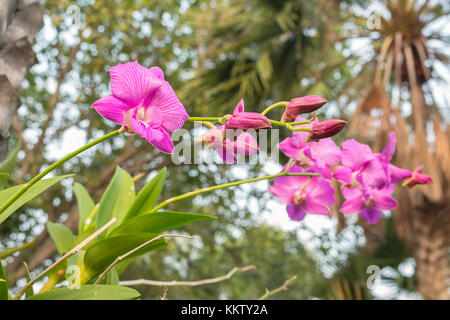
xmin=0 ymin=174 xmax=74 ymax=225
xmin=125 ymin=167 xmax=166 ymax=220
xmin=28 ymin=285 xmax=140 ymax=300
xmin=83 ymin=233 xmax=167 ymax=281
xmin=96 ymin=167 xmax=135 ymax=236
xmin=105 ymin=266 xmax=119 ymax=285
xmin=0 ymin=261 xmax=8 ymax=300
xmin=23 ymin=262 xmax=34 ymax=299
xmin=0 ymin=238 xmax=35 ymax=259
xmin=74 ymin=182 xmax=95 ymax=233
xmin=110 ymin=211 xmax=215 ymax=237
xmin=47 ymin=222 xmax=74 ymax=255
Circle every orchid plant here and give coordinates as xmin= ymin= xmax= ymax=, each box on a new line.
xmin=0 ymin=61 xmax=431 ymax=300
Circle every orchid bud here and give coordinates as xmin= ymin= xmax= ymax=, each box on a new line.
xmin=281 ymin=95 xmax=327 ymax=122
xmin=233 ymin=132 xmax=259 ymax=155
xmin=309 ymin=119 xmax=347 ymax=141
xmin=198 ymin=125 xmax=225 ymax=148
xmin=225 ymin=112 xmax=272 ymax=130
xmin=404 ymin=165 xmax=432 ymax=188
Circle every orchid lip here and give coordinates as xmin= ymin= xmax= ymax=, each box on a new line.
xmin=294 ymin=190 xmax=306 ymax=205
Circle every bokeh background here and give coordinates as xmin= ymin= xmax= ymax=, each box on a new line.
xmin=0 ymin=0 xmax=449 ymax=299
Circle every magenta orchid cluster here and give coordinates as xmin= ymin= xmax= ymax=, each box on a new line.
xmin=270 ymin=106 xmax=432 ymax=224
xmin=91 ymin=61 xmax=432 ymax=225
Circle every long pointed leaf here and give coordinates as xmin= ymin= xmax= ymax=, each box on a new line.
xmin=74 ymin=182 xmax=95 ymax=233
xmin=125 ymin=167 xmax=166 ymax=220
xmin=23 ymin=262 xmax=34 ymax=299
xmin=96 ymin=167 xmax=135 ymax=236
xmin=0 ymin=239 xmax=35 ymax=259
xmin=28 ymin=285 xmax=140 ymax=300
xmin=0 ymin=261 xmax=7 ymax=300
xmin=47 ymin=222 xmax=74 ymax=255
xmin=110 ymin=211 xmax=215 ymax=237
xmin=0 ymin=174 xmax=74 ymax=225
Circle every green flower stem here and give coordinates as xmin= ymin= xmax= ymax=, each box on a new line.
xmin=289 ymin=120 xmax=311 ymax=126
xmin=289 ymin=126 xmax=312 ymax=132
xmin=186 ymin=117 xmax=222 ymax=122
xmin=269 ymin=119 xmax=312 ymax=132
xmin=0 ymin=128 xmax=124 ymax=216
xmin=187 ymin=116 xmax=311 ymax=132
xmin=149 ymin=171 xmax=319 ymax=213
xmin=260 ymin=101 xmax=289 ymax=116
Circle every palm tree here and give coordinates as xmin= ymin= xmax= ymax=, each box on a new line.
xmin=345 ymin=0 xmax=449 ymax=299
xmin=182 ymin=0 xmax=356 ymax=113
xmin=0 ymin=1 xmax=43 ymax=160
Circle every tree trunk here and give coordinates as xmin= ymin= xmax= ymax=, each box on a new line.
xmin=0 ymin=0 xmax=42 ymax=161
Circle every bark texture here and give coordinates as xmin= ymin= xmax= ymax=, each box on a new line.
xmin=0 ymin=0 xmax=42 ymax=161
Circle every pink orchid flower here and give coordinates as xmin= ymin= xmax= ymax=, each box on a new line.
xmin=340 ymin=180 xmax=398 ymax=224
xmin=334 ymin=132 xmax=412 ymax=195
xmin=200 ymin=124 xmax=259 ymax=164
xmin=92 ymin=61 xmax=189 ymax=154
xmin=333 ymin=138 xmax=388 ymax=193
xmin=269 ymin=166 xmax=335 ymax=221
xmin=278 ymin=116 xmax=341 ymax=178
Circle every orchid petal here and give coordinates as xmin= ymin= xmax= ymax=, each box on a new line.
xmin=286 ymin=204 xmax=307 ymax=221
xmin=234 ymin=132 xmax=259 ymax=155
xmin=278 ymin=138 xmax=300 ymax=159
xmin=340 ymin=194 xmax=365 ymax=214
xmin=381 ymin=131 xmax=396 ymax=162
xmin=341 ymin=139 xmax=374 ymax=169
xmin=110 ymin=61 xmax=163 ymax=107
xmin=361 ymin=208 xmax=381 ymax=224
xmin=307 ymin=178 xmax=336 ymax=207
xmin=149 ymin=66 xmax=164 ymax=80
xmin=233 ymin=99 xmax=245 ymax=114
xmin=372 ymin=190 xmax=398 ymax=211
xmin=304 ymin=195 xmax=330 ymax=215
xmin=333 ymin=166 xmax=353 ymax=185
xmin=361 ymin=159 xmax=388 ymax=189
xmin=92 ymin=95 xmax=132 ymax=125
xmin=310 ymin=138 xmax=341 ymax=166
xmin=388 ymin=164 xmax=412 ymax=183
xmin=147 ymin=127 xmax=174 ymax=154
xmin=269 ymin=184 xmax=295 ymax=204
xmin=145 ymin=82 xmax=189 ymax=132
xmin=342 ymin=187 xmax=361 ymax=200
xmin=273 ymin=166 xmax=310 ymax=189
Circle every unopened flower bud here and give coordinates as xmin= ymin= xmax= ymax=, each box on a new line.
xmin=281 ymin=95 xmax=327 ymax=122
xmin=225 ymin=112 xmax=272 ymax=130
xmin=233 ymin=132 xmax=259 ymax=155
xmin=403 ymin=165 xmax=432 ymax=188
xmin=198 ymin=125 xmax=225 ymax=148
xmin=309 ymin=119 xmax=347 ymax=141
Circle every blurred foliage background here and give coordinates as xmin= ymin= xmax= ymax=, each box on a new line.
xmin=0 ymin=0 xmax=448 ymax=299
